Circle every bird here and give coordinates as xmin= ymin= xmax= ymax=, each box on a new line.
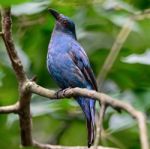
xmin=47 ymin=9 xmax=98 ymax=147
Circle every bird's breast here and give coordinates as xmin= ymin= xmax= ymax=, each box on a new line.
xmin=49 ymin=32 xmax=73 ymax=52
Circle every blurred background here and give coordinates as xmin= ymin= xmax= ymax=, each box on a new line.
xmin=0 ymin=0 xmax=150 ymax=149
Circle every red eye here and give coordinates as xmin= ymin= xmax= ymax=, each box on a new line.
xmin=63 ymin=20 xmax=67 ymax=25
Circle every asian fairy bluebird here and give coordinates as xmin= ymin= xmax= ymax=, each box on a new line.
xmin=47 ymin=9 xmax=98 ymax=147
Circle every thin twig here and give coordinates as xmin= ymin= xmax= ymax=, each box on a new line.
xmin=0 ymin=102 xmax=19 ymax=114
xmin=94 ymin=103 xmax=107 ymax=148
xmin=137 ymin=112 xmax=149 ymax=149
xmin=0 ymin=31 xmax=3 ymax=35
xmin=132 ymin=9 xmax=150 ymax=20
xmin=33 ymin=140 xmax=117 ymax=149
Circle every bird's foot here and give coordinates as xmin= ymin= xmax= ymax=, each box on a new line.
xmin=55 ymin=89 xmax=63 ymax=99
xmin=62 ymin=87 xmax=71 ymax=96
xmin=55 ymin=88 xmax=71 ymax=99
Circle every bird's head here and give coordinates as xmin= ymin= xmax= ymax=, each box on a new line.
xmin=48 ymin=9 xmax=76 ymax=39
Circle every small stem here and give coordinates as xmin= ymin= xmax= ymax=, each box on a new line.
xmin=94 ymin=103 xmax=107 ymax=149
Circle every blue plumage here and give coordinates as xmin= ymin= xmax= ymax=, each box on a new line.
xmin=47 ymin=9 xmax=98 ymax=147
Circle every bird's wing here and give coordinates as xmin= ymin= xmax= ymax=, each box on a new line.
xmin=68 ymin=42 xmax=98 ymax=91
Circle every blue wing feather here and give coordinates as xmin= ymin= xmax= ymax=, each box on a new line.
xmin=68 ymin=40 xmax=97 ymax=146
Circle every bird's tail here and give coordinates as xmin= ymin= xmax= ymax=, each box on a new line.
xmin=76 ymin=97 xmax=95 ymax=148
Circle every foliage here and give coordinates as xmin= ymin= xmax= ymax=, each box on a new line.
xmin=0 ymin=0 xmax=150 ymax=149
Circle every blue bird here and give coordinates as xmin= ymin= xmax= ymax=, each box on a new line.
xmin=47 ymin=9 xmax=98 ymax=147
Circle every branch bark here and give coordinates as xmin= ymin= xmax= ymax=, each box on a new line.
xmin=94 ymin=103 xmax=107 ymax=148
xmin=0 ymin=102 xmax=19 ymax=114
xmin=1 ymin=7 xmax=32 ymax=146
xmin=18 ymin=89 xmax=32 ymax=146
xmin=1 ymin=7 xmax=27 ymax=83
xmin=33 ymin=141 xmax=117 ymax=149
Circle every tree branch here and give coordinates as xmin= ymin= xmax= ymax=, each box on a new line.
xmin=1 ymin=7 xmax=32 ymax=146
xmin=0 ymin=102 xmax=19 ymax=114
xmin=33 ymin=141 xmax=117 ymax=149
xmin=26 ymin=81 xmax=149 ymax=149
xmin=18 ymin=89 xmax=32 ymax=146
xmin=1 ymin=7 xmax=27 ymax=83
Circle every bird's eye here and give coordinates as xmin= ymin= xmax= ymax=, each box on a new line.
xmin=63 ymin=20 xmax=67 ymax=25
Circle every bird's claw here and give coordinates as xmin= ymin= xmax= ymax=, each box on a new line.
xmin=55 ymin=89 xmax=63 ymax=99
xmin=62 ymin=87 xmax=71 ymax=96
xmin=55 ymin=87 xmax=71 ymax=99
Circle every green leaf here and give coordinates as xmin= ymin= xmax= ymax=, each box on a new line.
xmin=0 ymin=0 xmax=30 ymax=6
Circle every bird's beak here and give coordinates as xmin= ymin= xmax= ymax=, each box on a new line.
xmin=48 ymin=8 xmax=60 ymax=20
